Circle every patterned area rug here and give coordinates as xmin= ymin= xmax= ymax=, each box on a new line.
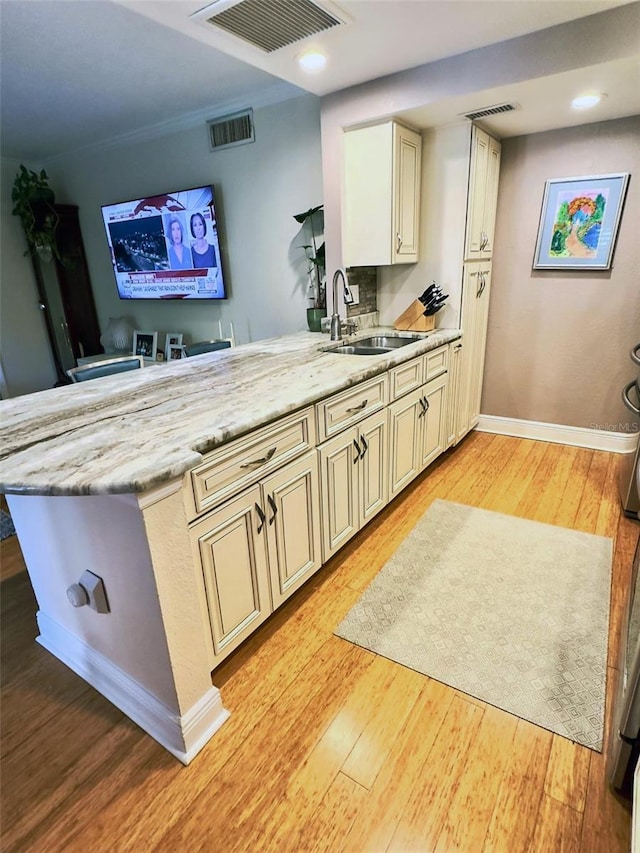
xmin=335 ymin=499 xmax=612 ymax=751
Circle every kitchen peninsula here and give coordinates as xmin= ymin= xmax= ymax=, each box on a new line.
xmin=1 ymin=328 xmax=461 ymax=763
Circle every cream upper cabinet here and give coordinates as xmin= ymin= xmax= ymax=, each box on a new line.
xmin=344 ymin=120 xmax=422 ymax=266
xmin=464 ymin=126 xmax=501 ymax=260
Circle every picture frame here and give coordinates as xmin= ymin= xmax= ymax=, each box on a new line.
xmin=132 ymin=330 xmax=158 ymax=360
xmin=164 ymin=332 xmax=183 ymax=355
xmin=533 ymin=172 xmax=630 ymax=270
xmin=167 ymin=344 xmax=184 ymax=361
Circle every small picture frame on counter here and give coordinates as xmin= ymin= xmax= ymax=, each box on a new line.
xmin=133 ymin=330 xmax=158 ymax=360
xmin=164 ymin=332 xmax=183 ymax=354
xmin=167 ymin=344 xmax=184 ymax=361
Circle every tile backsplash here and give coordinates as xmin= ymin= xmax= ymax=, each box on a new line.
xmin=346 ymin=267 xmax=377 ymax=318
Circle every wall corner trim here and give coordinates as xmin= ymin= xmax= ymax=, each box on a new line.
xmin=36 ymin=611 xmax=230 ymax=764
xmin=476 ymin=414 xmax=638 ymax=453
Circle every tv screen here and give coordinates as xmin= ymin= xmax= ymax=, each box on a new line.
xmin=101 ymin=185 xmax=226 ymax=299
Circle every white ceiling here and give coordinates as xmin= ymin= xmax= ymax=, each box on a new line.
xmin=1 ymin=0 xmax=638 ymax=162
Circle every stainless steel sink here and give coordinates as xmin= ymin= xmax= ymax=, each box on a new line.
xmin=324 ymin=334 xmax=424 ymax=356
xmin=356 ymin=335 xmax=423 ymax=348
xmin=328 ymin=345 xmax=390 ymax=356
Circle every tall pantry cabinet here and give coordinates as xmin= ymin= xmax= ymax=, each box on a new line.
xmin=454 ymin=126 xmax=501 ymax=442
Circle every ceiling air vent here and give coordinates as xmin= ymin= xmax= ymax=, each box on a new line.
xmin=208 ymin=109 xmax=255 ymax=151
xmin=197 ymin=0 xmax=344 ymax=52
xmin=462 ymin=103 xmax=517 ymax=121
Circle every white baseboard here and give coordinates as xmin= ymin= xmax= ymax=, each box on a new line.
xmin=476 ymin=414 xmax=638 ymax=453
xmin=36 ymin=612 xmax=230 ymax=765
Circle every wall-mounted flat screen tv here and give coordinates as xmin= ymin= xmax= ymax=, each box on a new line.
xmin=101 ymin=185 xmax=226 ymax=299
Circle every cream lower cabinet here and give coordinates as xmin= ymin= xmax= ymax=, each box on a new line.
xmin=318 ymin=409 xmax=388 ymax=561
xmin=458 ymin=262 xmax=492 ymax=435
xmin=389 ymin=373 xmax=448 ymax=498
xmin=192 ymin=450 xmax=321 ymax=663
xmin=447 ymin=341 xmax=464 ymax=446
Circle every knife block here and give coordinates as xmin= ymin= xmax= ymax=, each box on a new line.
xmin=393 ymin=300 xmax=436 ymax=332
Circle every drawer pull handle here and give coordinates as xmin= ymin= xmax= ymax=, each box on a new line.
xmin=267 ymin=494 xmax=278 ymax=525
xmin=240 ymin=446 xmax=277 ymax=469
xmin=255 ymin=503 xmax=266 ymax=534
xmin=353 ymin=438 xmax=361 ymax=463
xmin=359 ymin=435 xmax=368 ymax=458
xmin=346 ymin=399 xmax=368 ymax=414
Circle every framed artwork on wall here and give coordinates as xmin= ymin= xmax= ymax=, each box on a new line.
xmin=533 ymin=172 xmax=630 ymax=270
xmin=132 ymin=330 xmax=158 ymax=360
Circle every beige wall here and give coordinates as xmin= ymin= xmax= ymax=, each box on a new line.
xmin=483 ymin=115 xmax=640 ymax=431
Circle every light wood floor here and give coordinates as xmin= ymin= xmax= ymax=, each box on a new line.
xmin=1 ymin=431 xmax=638 ymax=852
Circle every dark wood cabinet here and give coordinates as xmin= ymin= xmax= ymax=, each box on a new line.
xmin=30 ymin=204 xmax=103 ymax=384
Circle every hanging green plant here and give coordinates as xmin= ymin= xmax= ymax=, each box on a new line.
xmin=11 ymin=164 xmax=61 ymax=262
xmin=293 ymin=204 xmax=325 ymax=309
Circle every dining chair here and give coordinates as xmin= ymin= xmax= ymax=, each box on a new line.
xmin=67 ymin=355 xmax=144 ymax=383
xmin=183 ymin=340 xmax=232 ymax=357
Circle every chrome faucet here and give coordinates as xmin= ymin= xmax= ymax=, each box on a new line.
xmin=330 ymin=268 xmax=348 ymax=341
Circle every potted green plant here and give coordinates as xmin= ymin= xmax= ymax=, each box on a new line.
xmin=293 ymin=204 xmax=326 ymax=332
xmin=11 ymin=164 xmax=61 ymax=262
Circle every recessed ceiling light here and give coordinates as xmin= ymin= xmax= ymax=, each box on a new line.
xmin=297 ymin=49 xmax=327 ymax=73
xmin=571 ymin=93 xmax=606 ymax=110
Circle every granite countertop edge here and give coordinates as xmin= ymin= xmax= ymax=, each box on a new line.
xmin=0 ymin=327 xmax=462 ymax=497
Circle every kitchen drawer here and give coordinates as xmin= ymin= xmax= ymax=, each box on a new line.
xmin=390 ymin=356 xmax=423 ymax=402
xmin=424 ymin=344 xmax=449 ymax=382
xmin=189 ymin=407 xmax=316 ymax=518
xmin=316 ymin=375 xmax=388 ymax=443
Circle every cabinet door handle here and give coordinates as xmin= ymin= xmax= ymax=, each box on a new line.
xmin=396 ymin=232 xmax=403 ymax=252
xmin=476 ymin=272 xmax=483 ymax=298
xmin=346 ymin=399 xmax=368 ymax=414
xmin=353 ymin=438 xmax=361 ymax=462
xmin=423 ymin=396 xmax=430 ymax=412
xmin=359 ymin=435 xmax=368 ymax=458
xmin=267 ymin=494 xmax=278 ymax=525
xmin=255 ymin=502 xmax=266 ymax=534
xmin=418 ymin=398 xmax=426 ymax=418
xmin=240 ymin=446 xmax=277 ymax=469
xmin=622 ymin=380 xmax=640 ymax=415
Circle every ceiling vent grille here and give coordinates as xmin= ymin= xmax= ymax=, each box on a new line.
xmin=462 ymin=103 xmax=517 ymax=121
xmin=198 ymin=0 xmax=344 ymax=52
xmin=208 ymin=109 xmax=255 ymax=151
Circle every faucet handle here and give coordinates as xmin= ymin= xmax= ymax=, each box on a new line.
xmin=341 ymin=319 xmax=358 ymax=336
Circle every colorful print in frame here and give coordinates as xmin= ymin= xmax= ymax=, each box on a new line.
xmin=533 ymin=173 xmax=629 ymax=270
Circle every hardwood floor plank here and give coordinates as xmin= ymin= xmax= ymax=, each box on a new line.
xmin=544 ymin=736 xmax=591 ymax=813
xmin=552 ymin=448 xmax=594 ymax=529
xmin=530 ymin=793 xmax=583 ymax=853
xmin=154 ymin=641 xmax=375 ymax=851
xmin=483 ymin=719 xmax=553 ymax=853
xmin=340 ymin=661 xmax=425 ymax=789
xmin=1 ymin=432 xmax=633 ymax=852
xmin=518 ymin=442 xmax=579 ymax=523
xmin=479 ymin=438 xmax=548 ymax=514
xmin=386 ymin=694 xmax=484 ymax=851
xmin=238 ymin=654 xmax=408 ymax=852
xmin=433 ymin=704 xmax=518 ymax=852
xmin=339 ymin=678 xmax=455 ymax=853
xmin=290 ymin=771 xmax=367 ymax=853
xmin=574 ymin=450 xmax=610 ymax=534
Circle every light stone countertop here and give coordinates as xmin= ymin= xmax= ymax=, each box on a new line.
xmin=0 ymin=327 xmax=461 ymax=496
